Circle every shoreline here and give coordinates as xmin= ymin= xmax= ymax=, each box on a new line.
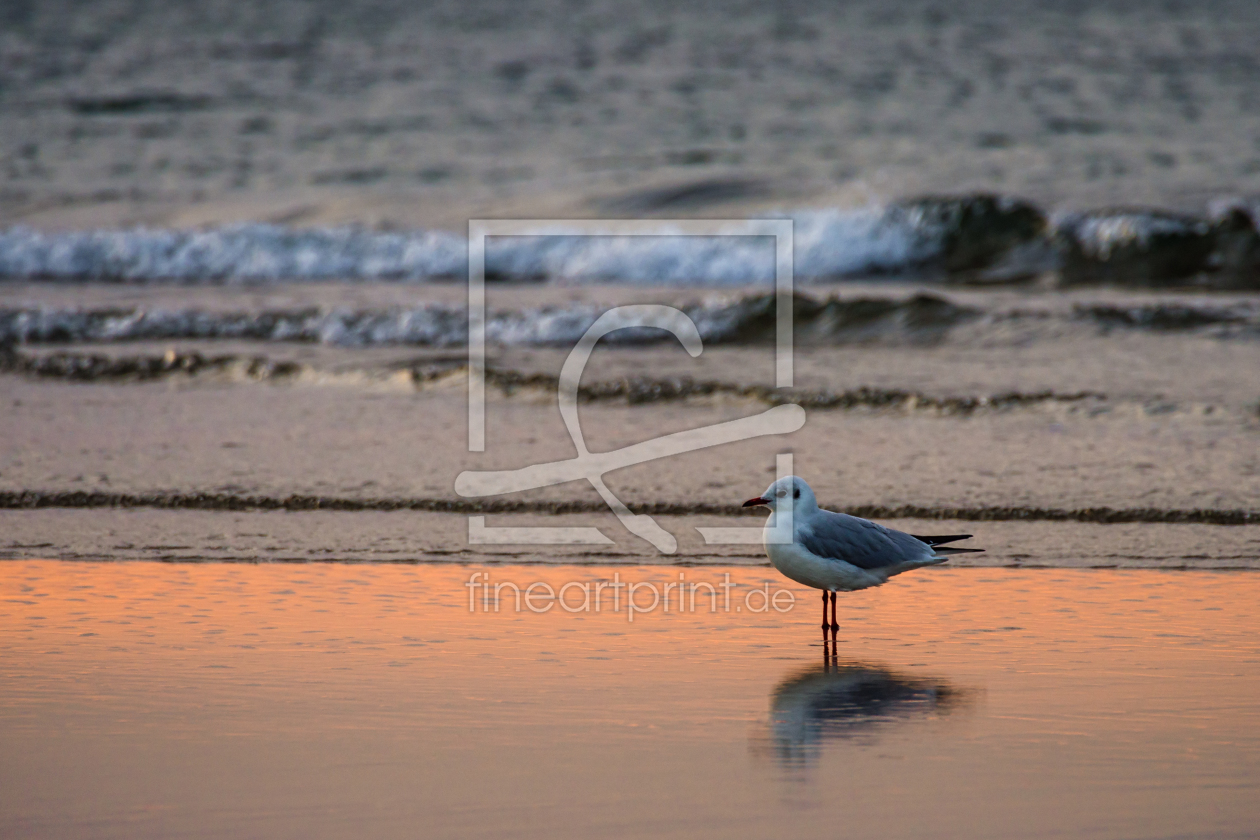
xmin=2 ymin=489 xmax=1257 ymax=525
xmin=3 ymin=510 xmax=1258 ymax=568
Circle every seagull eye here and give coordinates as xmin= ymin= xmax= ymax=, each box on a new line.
xmin=775 ymin=489 xmax=787 ymax=498
xmin=793 ymin=488 xmax=800 ymax=499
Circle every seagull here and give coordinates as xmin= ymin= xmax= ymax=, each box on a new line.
xmin=743 ymin=476 xmax=982 ymax=633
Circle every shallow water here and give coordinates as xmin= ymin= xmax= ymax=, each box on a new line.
xmin=3 ymin=561 xmax=1257 ymax=839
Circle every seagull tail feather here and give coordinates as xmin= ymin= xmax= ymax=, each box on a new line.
xmin=912 ymin=534 xmax=974 ymax=547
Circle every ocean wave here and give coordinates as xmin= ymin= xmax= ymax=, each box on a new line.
xmin=0 ymin=198 xmax=1042 ymax=284
xmin=3 ymin=195 xmax=1256 ymax=287
xmin=0 ymin=212 xmax=930 ymax=284
xmin=0 ymin=293 xmax=981 ymax=348
xmin=0 ymin=224 xmax=468 ymax=282
xmin=3 ymin=292 xmax=1257 ymax=349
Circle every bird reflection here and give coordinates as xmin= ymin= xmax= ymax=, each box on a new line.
xmin=752 ymin=643 xmax=970 ymax=768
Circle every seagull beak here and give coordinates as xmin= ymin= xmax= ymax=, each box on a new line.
xmin=742 ymin=496 xmax=770 ymax=507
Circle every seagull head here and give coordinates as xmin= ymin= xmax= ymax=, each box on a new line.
xmin=742 ymin=475 xmax=818 ymax=516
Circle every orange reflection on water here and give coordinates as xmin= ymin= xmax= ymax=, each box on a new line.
xmin=1 ymin=560 xmax=1258 ymax=840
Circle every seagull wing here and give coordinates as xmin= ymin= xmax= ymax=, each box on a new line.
xmin=798 ymin=510 xmax=940 ymax=570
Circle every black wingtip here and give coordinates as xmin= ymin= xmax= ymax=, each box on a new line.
xmin=912 ymin=534 xmax=974 ymax=547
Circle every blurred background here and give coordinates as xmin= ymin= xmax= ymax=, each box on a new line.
xmin=3 ymin=0 xmax=1260 ymax=234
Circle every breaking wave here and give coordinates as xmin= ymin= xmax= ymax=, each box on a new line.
xmin=3 ymin=293 xmax=1258 ymax=349
xmin=0 ymin=209 xmax=931 ymax=285
xmin=0 ymin=194 xmax=1254 ymax=286
xmin=0 ymin=293 xmax=975 ymax=347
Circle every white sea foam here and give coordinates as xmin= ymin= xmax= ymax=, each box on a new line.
xmin=0 ymin=207 xmax=933 ymax=285
xmin=0 ymin=303 xmax=686 ymax=347
xmin=0 ymin=224 xmax=469 ymax=282
xmin=4 ymin=295 xmax=1256 ymax=349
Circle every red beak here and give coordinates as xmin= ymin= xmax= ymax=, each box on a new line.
xmin=742 ymin=496 xmax=770 ymax=507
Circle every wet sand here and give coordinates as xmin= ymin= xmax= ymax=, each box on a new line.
xmin=3 ymin=341 xmax=1258 ymax=514
xmin=2 ymin=508 xmax=1258 ymax=569
xmin=2 ymin=560 xmax=1258 ymax=840
xmin=5 ymin=281 xmax=1258 ymax=524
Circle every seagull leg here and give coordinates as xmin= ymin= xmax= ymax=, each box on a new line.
xmin=829 ymin=591 xmax=839 ymax=637
xmin=820 ymin=589 xmax=829 ymax=633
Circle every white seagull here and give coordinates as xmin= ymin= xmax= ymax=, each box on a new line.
xmin=743 ymin=476 xmax=982 ymax=632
